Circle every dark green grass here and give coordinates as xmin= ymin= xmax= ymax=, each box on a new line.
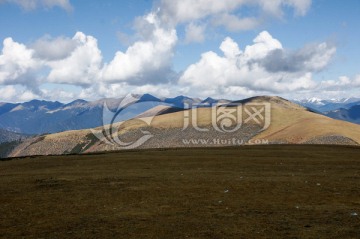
xmin=0 ymin=145 xmax=360 ymax=238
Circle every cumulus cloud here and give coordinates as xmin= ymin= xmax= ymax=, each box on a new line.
xmin=0 ymin=37 xmax=40 ymax=86
xmin=319 ymin=75 xmax=360 ymax=90
xmin=0 ymin=85 xmax=17 ymax=100
xmin=1 ymin=22 xmax=178 ymax=92
xmin=40 ymin=86 xmax=77 ymax=101
xmin=213 ymin=13 xmax=260 ymax=32
xmin=32 ymin=35 xmax=77 ymax=61
xmin=78 ymin=82 xmax=174 ymax=100
xmin=179 ymin=31 xmax=333 ymax=97
xmin=0 ymin=85 xmax=40 ymax=102
xmin=290 ymin=74 xmax=360 ymax=100
xmin=159 ymin=0 xmax=242 ymax=24
xmin=260 ymin=43 xmax=336 ymax=73
xmin=130 ymin=84 xmax=171 ymax=97
xmin=0 ymin=32 xmax=102 ymax=91
xmin=102 ymin=12 xmax=177 ymax=85
xmin=0 ymin=0 xmax=73 ymax=11
xmin=0 ymin=27 xmax=340 ymax=101
xmin=244 ymin=31 xmax=283 ymax=59
xmin=46 ymin=32 xmax=103 ymax=86
xmin=159 ymin=0 xmax=312 ymax=30
xmin=2 ymin=0 xmax=352 ymax=102
xmin=184 ymin=23 xmax=206 ymax=43
xmin=78 ymin=83 xmax=129 ymax=100
xmin=220 ymin=37 xmax=242 ymax=58
xmin=258 ymin=0 xmax=311 ymax=17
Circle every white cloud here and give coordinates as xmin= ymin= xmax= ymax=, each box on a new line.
xmin=220 ymin=37 xmax=242 ymax=58
xmin=78 ymin=83 xmax=130 ymax=100
xmin=19 ymin=89 xmax=39 ymax=101
xmin=319 ymin=75 xmax=360 ymax=90
xmin=0 ymin=37 xmax=40 ymax=86
xmin=213 ymin=13 xmax=260 ymax=32
xmin=244 ymin=31 xmax=283 ymax=59
xmin=131 ymin=84 xmax=171 ymax=97
xmin=0 ymin=85 xmax=40 ymax=102
xmin=102 ymin=12 xmax=177 ymax=85
xmin=0 ymin=0 xmax=324 ymax=102
xmin=41 ymin=87 xmax=76 ymax=101
xmin=222 ymin=86 xmax=257 ymax=99
xmin=0 ymin=0 xmax=73 ymax=11
xmin=256 ymin=0 xmax=311 ymax=17
xmin=77 ymin=82 xmax=174 ymax=100
xmin=0 ymin=27 xmax=341 ymax=101
xmin=260 ymin=43 xmax=336 ymax=74
xmin=301 ymin=43 xmax=337 ymax=71
xmin=2 ymin=0 xmax=354 ymax=102
xmin=159 ymin=0 xmax=312 ymax=28
xmin=184 ymin=23 xmax=206 ymax=43
xmin=289 ymin=74 xmax=360 ymax=100
xmin=46 ymin=32 xmax=103 ymax=86
xmin=0 ymin=85 xmax=17 ymax=100
xmin=179 ymin=31 xmax=334 ymax=97
xmin=32 ymin=35 xmax=77 ymax=61
xmin=355 ymin=75 xmax=360 ymax=86
xmin=0 ymin=32 xmax=102 ymax=90
xmin=285 ymin=0 xmax=312 ymax=16
xmin=159 ymin=0 xmax=243 ymax=24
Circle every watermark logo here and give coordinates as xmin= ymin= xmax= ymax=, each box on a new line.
xmin=182 ymin=138 xmax=269 ymax=146
xmin=183 ymin=102 xmax=271 ymax=133
xmin=91 ymin=94 xmax=161 ymax=149
xmin=212 ymin=103 xmax=243 ymax=133
xmin=243 ymin=103 xmax=271 ymax=130
xmin=91 ymin=95 xmax=272 ymax=149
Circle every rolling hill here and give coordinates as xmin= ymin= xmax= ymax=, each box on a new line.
xmin=6 ymin=96 xmax=360 ymax=158
xmin=1 ymin=95 xmax=359 ymax=136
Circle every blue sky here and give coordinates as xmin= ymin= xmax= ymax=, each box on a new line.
xmin=0 ymin=0 xmax=359 ymax=102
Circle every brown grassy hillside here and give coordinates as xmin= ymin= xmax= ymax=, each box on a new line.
xmin=8 ymin=96 xmax=360 ymax=157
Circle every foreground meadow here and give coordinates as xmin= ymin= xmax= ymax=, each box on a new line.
xmin=1 ymin=145 xmax=359 ymax=238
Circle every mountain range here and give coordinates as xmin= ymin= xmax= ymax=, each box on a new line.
xmin=324 ymin=105 xmax=360 ymax=124
xmin=2 ymin=95 xmax=360 ymax=158
xmin=1 ymin=94 xmax=360 ymax=158
xmin=293 ymin=97 xmax=360 ymax=112
xmin=0 ymin=94 xmax=213 ymax=135
xmin=1 ymin=95 xmax=359 ymax=137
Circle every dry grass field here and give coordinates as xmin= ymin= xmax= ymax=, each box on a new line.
xmin=1 ymin=145 xmax=360 ymax=238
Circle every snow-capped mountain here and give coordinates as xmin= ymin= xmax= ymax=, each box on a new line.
xmin=294 ymin=97 xmax=360 ymax=112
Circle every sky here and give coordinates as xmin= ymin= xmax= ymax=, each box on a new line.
xmin=0 ymin=0 xmax=359 ymax=102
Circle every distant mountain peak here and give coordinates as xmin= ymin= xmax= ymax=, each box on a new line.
xmin=67 ymin=99 xmax=88 ymax=105
xmin=138 ymin=93 xmax=161 ymax=102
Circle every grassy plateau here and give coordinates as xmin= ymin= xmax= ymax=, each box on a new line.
xmin=1 ymin=145 xmax=360 ymax=238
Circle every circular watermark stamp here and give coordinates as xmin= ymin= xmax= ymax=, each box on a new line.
xmin=91 ymin=94 xmax=271 ymax=149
